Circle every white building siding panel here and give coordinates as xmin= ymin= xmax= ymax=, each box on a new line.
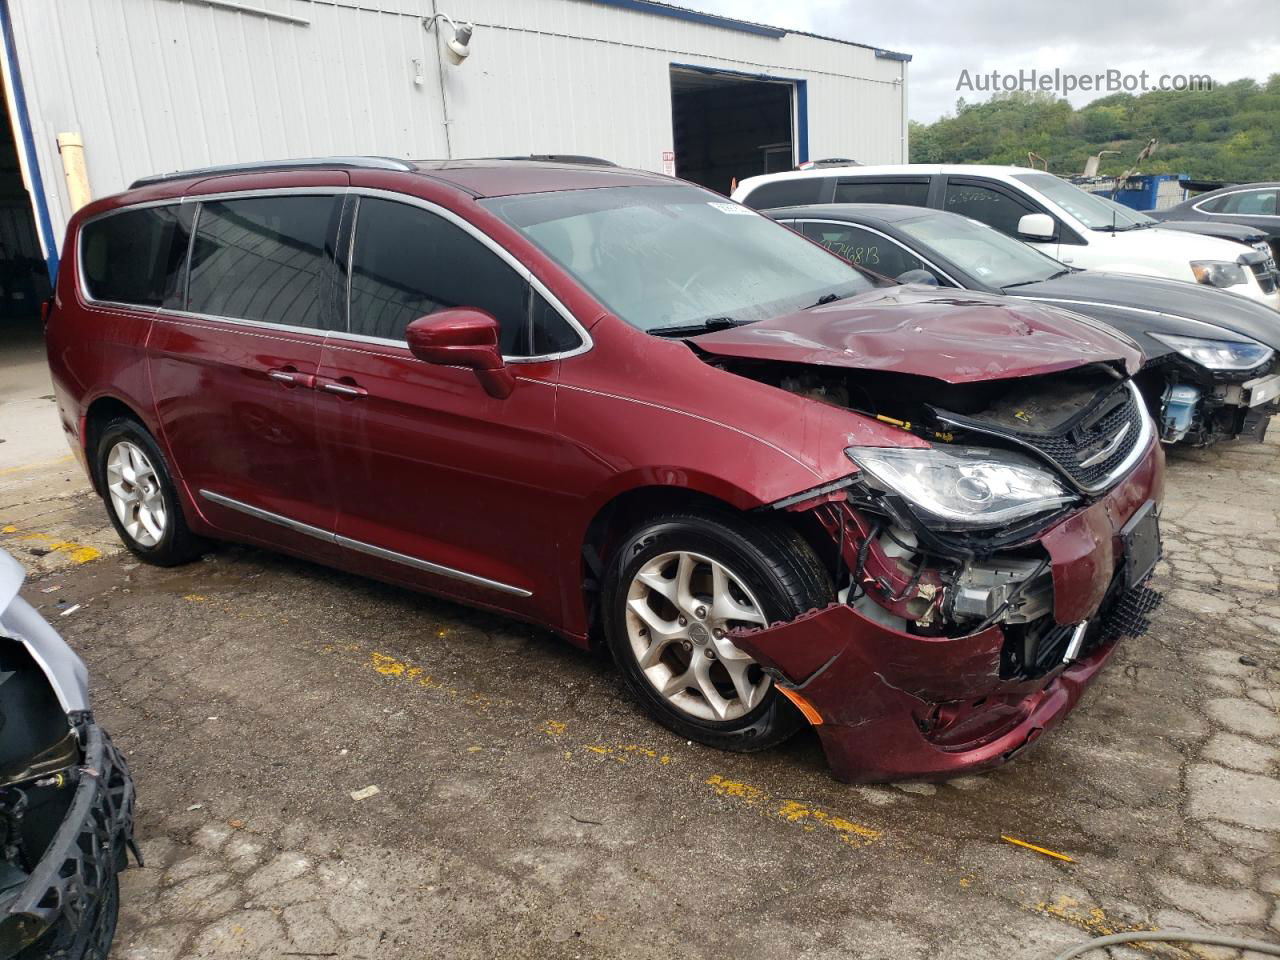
xmin=7 ymin=0 xmax=907 ymax=251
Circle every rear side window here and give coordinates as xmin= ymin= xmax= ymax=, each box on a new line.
xmin=348 ymin=197 xmax=578 ymax=357
xmin=741 ymin=178 xmax=825 ymax=210
xmin=943 ymin=181 xmax=1037 ymax=235
xmin=1218 ymin=189 xmax=1278 ymax=215
xmin=80 ymin=205 xmax=192 ymax=307
xmin=833 ymin=179 xmax=930 ymax=207
xmin=187 ymin=195 xmax=338 ymax=329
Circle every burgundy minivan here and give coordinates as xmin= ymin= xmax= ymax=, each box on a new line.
xmin=46 ymin=157 xmax=1164 ymax=782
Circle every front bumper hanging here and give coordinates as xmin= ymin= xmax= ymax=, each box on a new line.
xmin=0 ymin=720 xmax=137 ymax=959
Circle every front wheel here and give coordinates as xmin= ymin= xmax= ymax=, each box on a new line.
xmin=602 ymin=510 xmax=833 ymax=752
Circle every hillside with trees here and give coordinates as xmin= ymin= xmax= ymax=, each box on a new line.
xmin=909 ymin=76 xmax=1280 ymax=183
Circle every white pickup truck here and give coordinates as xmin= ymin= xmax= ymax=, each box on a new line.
xmin=732 ymin=164 xmax=1280 ymax=310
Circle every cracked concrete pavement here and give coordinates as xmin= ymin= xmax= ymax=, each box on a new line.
xmin=2 ymin=361 xmax=1277 ymax=959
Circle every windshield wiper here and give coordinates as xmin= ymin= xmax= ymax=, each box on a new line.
xmin=1006 ymin=267 xmax=1075 ymax=289
xmin=648 ymin=316 xmax=745 ymax=338
xmin=808 ymin=288 xmax=868 ymax=308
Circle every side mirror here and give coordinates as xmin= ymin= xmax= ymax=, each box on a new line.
xmin=896 ymin=268 xmax=938 ymax=286
xmin=405 ymin=308 xmax=515 ymax=399
xmin=1017 ymin=212 xmax=1056 ymax=242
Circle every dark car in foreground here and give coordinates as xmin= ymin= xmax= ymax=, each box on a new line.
xmin=1 ymin=549 xmax=136 ymax=960
xmin=767 ymin=203 xmax=1280 ymax=446
xmin=48 ymin=157 xmax=1163 ymax=782
xmin=1148 ymin=182 xmax=1280 ymax=260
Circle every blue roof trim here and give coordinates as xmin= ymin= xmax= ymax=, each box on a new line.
xmin=591 ymin=0 xmax=786 ymax=38
xmin=589 ymin=1 xmax=912 ymax=61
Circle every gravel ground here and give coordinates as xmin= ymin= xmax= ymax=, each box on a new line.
xmin=2 ymin=392 xmax=1277 ymax=960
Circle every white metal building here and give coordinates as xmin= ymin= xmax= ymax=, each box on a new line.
xmin=0 ymin=0 xmax=909 ymax=287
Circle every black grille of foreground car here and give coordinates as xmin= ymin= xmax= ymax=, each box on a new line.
xmin=935 ymin=381 xmax=1149 ymax=495
xmin=1002 ymin=578 xmax=1163 ymax=680
xmin=1096 ymin=581 xmax=1164 ymax=642
xmin=1006 ymin=385 xmax=1145 ymax=491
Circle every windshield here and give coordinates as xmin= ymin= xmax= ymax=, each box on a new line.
xmin=481 ymin=185 xmax=870 ymax=333
xmin=897 ymin=212 xmax=1068 ymax=288
xmin=1012 ymin=172 xmax=1155 ymax=231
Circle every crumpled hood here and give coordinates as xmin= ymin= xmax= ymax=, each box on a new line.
xmin=692 ymin=285 xmax=1141 ymax=383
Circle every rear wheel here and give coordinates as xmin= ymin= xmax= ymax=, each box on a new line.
xmin=95 ymin=418 xmax=206 ymax=566
xmin=602 ymin=510 xmax=833 ymax=752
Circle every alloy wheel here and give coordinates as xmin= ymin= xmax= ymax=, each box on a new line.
xmin=624 ymin=550 xmax=770 ymax=722
xmin=105 ymin=441 xmax=168 ymax=548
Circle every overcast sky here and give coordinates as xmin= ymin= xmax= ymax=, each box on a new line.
xmin=682 ymin=0 xmax=1280 ymax=123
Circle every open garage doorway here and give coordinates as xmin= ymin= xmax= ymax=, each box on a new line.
xmin=0 ymin=63 xmax=54 ymax=429
xmin=669 ymin=65 xmax=799 ymax=195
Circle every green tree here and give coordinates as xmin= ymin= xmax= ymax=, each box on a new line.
xmin=909 ymin=78 xmax=1280 ymax=183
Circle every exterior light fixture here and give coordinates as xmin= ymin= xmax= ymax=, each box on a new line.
xmin=424 ymin=12 xmax=474 ymax=65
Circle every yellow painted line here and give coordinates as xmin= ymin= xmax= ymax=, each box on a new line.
xmin=365 ymin=650 xmax=507 ymax=710
xmin=1029 ymin=897 xmax=1183 ymax=956
xmin=0 ymin=527 xmax=101 ymax=565
xmin=1002 ymin=835 xmax=1075 ymax=862
xmin=0 ymin=454 xmax=74 ymax=477
xmin=706 ymin=774 xmax=880 ymax=848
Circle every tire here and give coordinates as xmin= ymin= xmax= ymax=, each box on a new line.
xmin=95 ymin=417 xmax=207 ymax=566
xmin=602 ymin=509 xmax=833 ymax=752
xmin=16 ymin=872 xmax=119 ymax=960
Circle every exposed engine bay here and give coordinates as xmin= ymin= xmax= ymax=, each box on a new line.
xmin=1138 ymin=360 xmax=1280 ymax=447
xmin=707 ymin=355 xmax=1160 ymax=678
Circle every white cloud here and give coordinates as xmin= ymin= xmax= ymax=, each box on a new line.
xmin=680 ymin=0 xmax=1280 ymax=121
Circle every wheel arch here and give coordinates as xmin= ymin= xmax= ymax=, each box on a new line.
xmin=83 ymin=395 xmax=149 ymax=494
xmin=572 ymin=479 xmax=837 ymax=648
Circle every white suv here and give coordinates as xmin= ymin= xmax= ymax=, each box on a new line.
xmin=732 ymin=164 xmax=1280 ymax=310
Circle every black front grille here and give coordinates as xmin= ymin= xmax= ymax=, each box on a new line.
xmin=1097 ymin=581 xmax=1164 ymax=641
xmin=1248 ymin=261 xmax=1277 ymax=294
xmin=1001 ymin=578 xmax=1163 ymax=680
xmin=1004 ymin=385 xmax=1144 ymax=490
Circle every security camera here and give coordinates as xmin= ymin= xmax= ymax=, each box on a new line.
xmin=425 ymin=13 xmax=474 ymax=66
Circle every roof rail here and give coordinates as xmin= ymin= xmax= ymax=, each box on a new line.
xmin=490 ymin=154 xmax=617 ymax=167
xmin=129 ymin=156 xmax=415 ymax=189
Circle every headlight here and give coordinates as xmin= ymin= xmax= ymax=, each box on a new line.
xmin=1148 ymin=332 xmax=1274 ymax=371
xmin=1190 ymin=260 xmax=1248 ymax=288
xmin=845 ymin=445 xmax=1077 ymax=529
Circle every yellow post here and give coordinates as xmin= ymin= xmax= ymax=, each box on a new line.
xmin=56 ymin=132 xmax=91 ymax=213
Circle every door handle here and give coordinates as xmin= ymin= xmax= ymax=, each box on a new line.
xmin=267 ymin=367 xmax=316 ymax=389
xmin=319 ymin=380 xmax=368 ymax=398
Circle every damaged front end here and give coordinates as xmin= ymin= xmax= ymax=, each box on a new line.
xmin=0 ymin=550 xmax=136 ymax=960
xmin=724 ymin=362 xmax=1166 ymax=782
xmin=1143 ymin=346 xmax=1280 ymax=446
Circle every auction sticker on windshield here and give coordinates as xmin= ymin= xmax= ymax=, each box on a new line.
xmin=708 ymin=202 xmax=756 ymax=215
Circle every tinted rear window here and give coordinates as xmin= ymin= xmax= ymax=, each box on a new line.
xmin=80 ymin=205 xmax=192 ymax=307
xmin=187 ymin=195 xmax=338 ymax=329
xmin=741 ymin=178 xmax=825 ymax=210
xmin=833 ymin=180 xmax=930 ymax=206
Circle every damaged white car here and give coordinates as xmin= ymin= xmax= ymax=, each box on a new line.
xmin=0 ymin=549 xmax=136 ymax=960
